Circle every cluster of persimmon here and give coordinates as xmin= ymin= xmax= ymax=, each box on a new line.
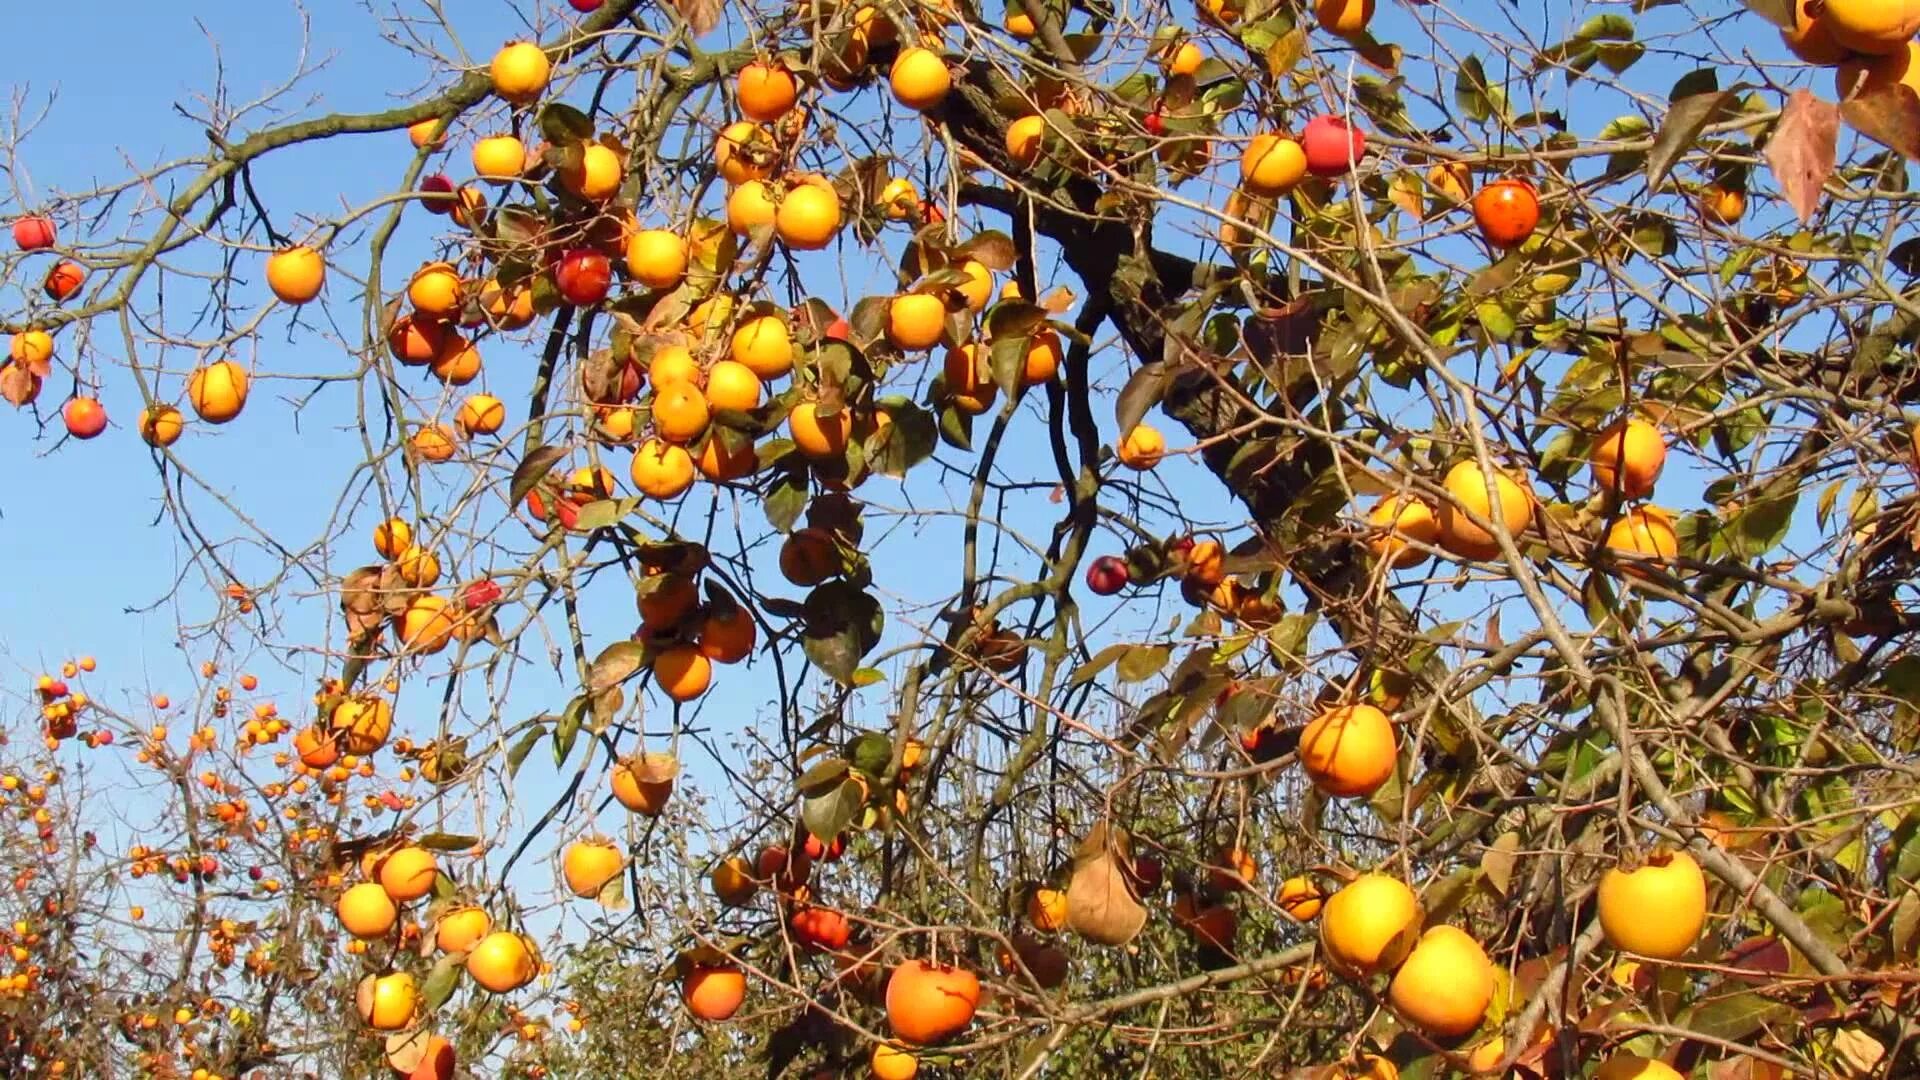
xmin=1364 ymin=417 xmax=1674 ymax=577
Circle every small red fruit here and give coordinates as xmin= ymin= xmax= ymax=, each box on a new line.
xmin=12 ymin=217 xmax=55 ymax=251
xmin=462 ymin=579 xmax=503 ymax=609
xmin=62 ymin=397 xmax=107 ymax=439
xmin=1471 ymin=178 xmax=1540 ymax=250
xmin=555 ymin=249 xmax=612 ymax=306
xmin=420 ymin=175 xmax=457 ymax=214
xmin=43 ymin=261 xmax=86 ymax=302
xmin=1301 ymin=115 xmax=1366 ymax=177
xmin=1129 ymin=854 xmax=1164 ymax=894
xmin=569 ymin=0 xmax=605 ymax=8
xmin=1086 ymin=555 xmax=1130 ymax=596
xmin=1143 ymin=110 xmax=1167 ymax=136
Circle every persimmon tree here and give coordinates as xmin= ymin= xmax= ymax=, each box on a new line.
xmin=2 ymin=0 xmax=1920 ymax=1077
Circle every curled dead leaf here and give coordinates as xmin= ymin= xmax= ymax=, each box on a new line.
xmin=1067 ymin=822 xmax=1147 ymax=946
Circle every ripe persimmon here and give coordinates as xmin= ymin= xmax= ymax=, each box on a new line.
xmin=1116 ymin=424 xmax=1166 ymax=470
xmin=711 ymin=856 xmax=758 ymax=906
xmin=887 ymin=293 xmax=947 ymax=350
xmin=337 ymin=882 xmax=398 ymax=939
xmin=1006 ymin=115 xmax=1046 ymax=167
xmin=377 ymin=846 xmax=438 ymax=903
xmin=738 ymin=61 xmax=798 ymax=121
xmin=889 ymin=47 xmax=951 ymax=110
xmin=789 ymin=402 xmax=855 ymax=459
xmin=653 ymin=382 xmax=712 ymax=444
xmin=355 ymin=972 xmax=418 ymax=1031
xmin=653 ymin=645 xmax=712 ymax=702
xmin=1597 ymin=850 xmax=1705 ymax=960
xmin=1388 ymin=925 xmax=1494 ymax=1036
xmin=1436 ymin=459 xmax=1534 ymax=561
xmin=731 ymin=314 xmax=794 ymax=378
xmin=885 ymin=959 xmax=979 ymax=1045
xmin=399 ymin=596 xmax=458 ymax=654
xmin=1366 ymin=494 xmax=1440 ymax=569
xmin=188 ymin=360 xmax=250 ymax=423
xmin=943 ymin=344 xmax=997 ymax=414
xmin=631 ymin=438 xmax=696 ymax=499
xmin=1472 ymin=178 xmax=1540 ymax=250
xmin=1241 ymin=134 xmax=1308 ymax=197
xmin=682 ymin=964 xmax=746 ymax=1021
xmin=697 ymin=605 xmax=757 ymax=663
xmin=1319 ymin=873 xmax=1421 ymax=977
xmin=1589 ymin=418 xmax=1666 ymax=499
xmin=1298 ymin=703 xmax=1396 ymax=797
xmin=457 ymin=394 xmax=506 ymax=436
xmin=727 ymin=180 xmax=778 ymax=235
xmin=434 ymin=906 xmax=491 ymax=953
xmin=562 ymin=839 xmax=624 ymax=898
xmin=1277 ymin=875 xmax=1324 ymax=921
xmin=472 ymin=135 xmax=527 ymax=182
xmin=776 ymin=183 xmax=842 ymax=250
xmin=610 ymin=752 xmax=678 ymax=815
xmin=715 ymin=121 xmax=774 ymax=185
xmin=266 ymin=246 xmax=325 ymax=304
xmin=626 ymin=229 xmax=689 ymax=290
xmin=704 ymin=360 xmax=763 ymax=412
xmin=1603 ymin=507 xmax=1678 ymax=577
xmin=490 ymin=42 xmax=551 ymax=103
xmin=466 ymin=931 xmax=537 ymax=992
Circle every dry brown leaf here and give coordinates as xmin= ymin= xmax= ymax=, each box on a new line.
xmin=0 ymin=363 xmax=41 ymax=408
xmin=673 ymin=0 xmax=723 ymax=36
xmin=1841 ymin=86 xmax=1920 ymax=161
xmin=1066 ymin=822 xmax=1147 ymax=946
xmin=384 ymin=1029 xmax=431 ymax=1074
xmin=1767 ymin=89 xmax=1837 ymax=225
xmin=1481 ymin=831 xmax=1520 ymax=896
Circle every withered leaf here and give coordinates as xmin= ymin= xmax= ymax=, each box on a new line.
xmin=1766 ymin=89 xmax=1837 ymax=224
xmin=1066 ymin=822 xmax=1147 ymax=946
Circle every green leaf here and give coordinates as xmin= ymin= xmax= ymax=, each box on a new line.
xmin=1678 ymin=991 xmax=1797 ymax=1043
xmin=868 ymin=399 xmax=936 ymax=477
xmin=763 ymin=471 xmax=808 ymax=532
xmin=416 ymin=833 xmax=479 ymax=852
xmin=553 ymin=695 xmax=585 ymax=768
xmin=1647 ymin=89 xmax=1737 ymax=191
xmin=509 ymin=445 xmax=568 ymax=511
xmin=1475 ymin=299 xmax=1516 ymax=342
xmin=801 ymin=582 xmax=885 ymax=685
xmin=538 ymin=102 xmax=595 ymax=144
xmin=588 ymin=641 xmax=645 ymax=694
xmin=802 ymin=777 xmax=865 ymax=842
xmin=571 ymin=498 xmax=632 ymax=531
xmin=988 ymin=334 xmax=1028 ymax=399
xmin=420 ymin=953 xmax=465 ymax=1012
xmin=1728 ymin=492 xmax=1796 ymax=558
xmin=1573 ymin=13 xmax=1635 ymax=40
xmin=937 ymin=402 xmax=974 ymax=451
xmin=1455 ymin=55 xmax=1493 ymax=123
xmin=507 ymin=724 xmax=546 ymax=779
xmin=1116 ymin=643 xmax=1172 ymax=683
xmin=798 ymin=758 xmax=850 ymax=797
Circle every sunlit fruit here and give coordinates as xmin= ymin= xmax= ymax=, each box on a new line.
xmin=43 ymin=261 xmax=85 ymax=301
xmin=411 ymin=424 xmax=458 ymax=464
xmin=682 ymin=964 xmax=746 ymax=1021
xmin=1021 ymin=329 xmax=1062 ymax=385
xmin=563 ymin=839 xmax=624 ymax=898
xmin=1319 ymin=873 xmax=1422 ymax=977
xmin=631 ymin=438 xmax=695 ymax=499
xmin=457 ymin=394 xmax=506 ymax=436
xmin=266 ymin=246 xmax=325 ymax=304
xmin=727 ymin=180 xmax=778 ymax=234
xmin=1589 ymin=418 xmax=1666 ymax=499
xmin=1699 ymin=185 xmax=1745 ymax=225
xmin=888 ymin=293 xmax=947 ymax=350
xmin=653 ymin=645 xmax=712 ymax=702
xmin=731 ymin=314 xmax=794 ymax=378
xmin=1593 ymin=1055 xmax=1685 ymax=1080
xmin=139 ymin=405 xmax=184 ymax=448
xmin=1781 ymin=0 xmax=1848 ymax=64
xmin=610 ymin=753 xmax=678 ymax=815
xmin=1006 ymin=115 xmax=1047 ymax=168
xmin=188 ymin=360 xmax=250 ymax=423
xmin=1365 ymin=494 xmax=1440 ymax=569
xmin=376 ymin=846 xmax=438 ymax=903
xmin=555 ymin=248 xmax=612 ymax=306
xmin=1314 ymin=0 xmax=1374 ymax=34
xmin=9 ymin=330 xmax=51 ymax=368
xmin=943 ymin=344 xmax=997 ymax=414
xmin=1241 ymin=134 xmax=1308 ymax=196
xmin=12 ymin=216 xmax=55 ymax=251
xmin=1164 ymin=40 xmax=1203 ymax=76
xmin=478 ymin=276 xmax=534 ymax=329
xmin=716 ymin=121 xmax=774 ymax=185
xmin=890 ymin=47 xmax=951 ymax=110
xmin=472 ymin=135 xmax=528 ymax=182
xmin=702 ymin=360 xmax=762 ymax=413
xmin=331 ymin=695 xmax=394 ymax=754
xmin=1604 ymin=507 xmax=1678 ymax=576
xmin=1277 ymin=875 xmax=1324 ymax=921
xmin=776 ymin=183 xmax=842 ymax=250
xmin=409 ymin=262 xmax=463 ymax=318
xmin=355 ymin=972 xmax=418 ymax=1031
xmin=428 ymin=334 xmax=480 ymax=385
xmin=1597 ymin=850 xmax=1705 ymax=960
xmin=878 ymin=176 xmax=920 ymax=220
xmin=560 ymin=143 xmax=623 ymax=201
xmin=626 ymin=228 xmax=689 ymax=289
xmin=1389 ymin=925 xmax=1494 ymax=1037
xmin=387 ymin=315 xmax=446 ymax=365
xmin=434 ymin=906 xmax=491 ymax=953
xmin=790 ymin=401 xmax=855 ymax=459
xmin=1436 ymin=459 xmax=1534 ymax=560
xmin=490 ymin=42 xmax=552 ymax=104
xmin=649 ymin=344 xmax=699 ymax=389
xmin=791 ymin=906 xmax=852 ymax=951
xmin=400 ymin=595 xmax=458 ymax=653
xmin=62 ymin=398 xmax=107 ymax=440
xmin=1116 ymin=424 xmax=1166 ymax=470
xmin=1301 ymin=115 xmax=1366 ymax=177
xmin=1085 ymin=554 xmax=1129 ymax=595
xmin=1298 ymin=703 xmax=1396 ymax=798
xmin=337 ymin=882 xmax=398 ymax=939
xmin=1472 ymin=178 xmax=1539 ymax=249
xmin=738 ymin=61 xmax=798 ymax=121
xmin=407 ymin=117 xmax=444 ymax=148
xmin=1821 ymin=0 xmax=1920 ymax=55
xmin=466 ymin=931 xmax=537 ymax=992
xmin=885 ymin=959 xmax=979 ymax=1045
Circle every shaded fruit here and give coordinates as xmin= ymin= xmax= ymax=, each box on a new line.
xmin=1365 ymin=494 xmax=1439 ymax=569
xmin=1277 ymin=875 xmax=1324 ymax=921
